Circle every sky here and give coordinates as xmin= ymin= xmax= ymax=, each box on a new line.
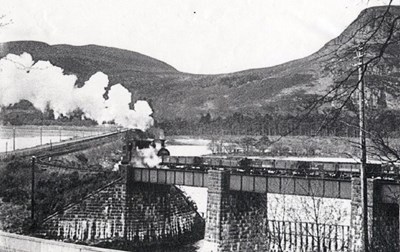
xmin=0 ymin=0 xmax=396 ymax=74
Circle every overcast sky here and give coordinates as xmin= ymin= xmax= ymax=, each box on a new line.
xmin=0 ymin=0 xmax=396 ymax=74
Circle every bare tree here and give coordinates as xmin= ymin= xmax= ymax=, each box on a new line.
xmin=293 ymin=2 xmax=400 ymax=251
xmin=267 ymin=191 xmax=350 ymax=251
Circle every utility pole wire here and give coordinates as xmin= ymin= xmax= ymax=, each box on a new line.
xmin=31 ymin=156 xmax=36 ymax=227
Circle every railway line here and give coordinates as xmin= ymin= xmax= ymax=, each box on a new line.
xmin=1 ymin=130 xmax=126 ymax=172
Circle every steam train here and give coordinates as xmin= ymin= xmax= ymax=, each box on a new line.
xmin=121 ymin=129 xmax=170 ymax=164
xmin=121 ymin=129 xmax=397 ymax=178
xmin=159 ymin=155 xmax=396 ymax=178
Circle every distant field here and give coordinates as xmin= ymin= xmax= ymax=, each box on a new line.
xmin=0 ymin=125 xmax=119 ymax=152
xmin=0 ymin=125 xmax=119 ymax=138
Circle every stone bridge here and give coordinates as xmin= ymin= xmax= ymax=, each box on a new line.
xmin=129 ymin=165 xmax=400 ymax=252
xmin=38 ymin=158 xmax=400 ymax=251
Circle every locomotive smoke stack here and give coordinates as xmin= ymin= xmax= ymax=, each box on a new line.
xmin=159 ymin=129 xmax=165 ymax=141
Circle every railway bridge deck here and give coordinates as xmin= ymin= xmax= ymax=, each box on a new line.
xmin=127 ymin=156 xmax=400 ymax=251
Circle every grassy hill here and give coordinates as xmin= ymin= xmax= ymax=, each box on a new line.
xmin=1 ymin=6 xmax=400 ymax=122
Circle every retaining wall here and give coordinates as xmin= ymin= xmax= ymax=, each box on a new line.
xmin=0 ymin=230 xmax=124 ymax=252
xmin=38 ymin=176 xmax=204 ymax=249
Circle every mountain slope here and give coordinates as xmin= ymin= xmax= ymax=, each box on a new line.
xmin=1 ymin=6 xmax=400 ymax=120
xmin=0 ymin=41 xmax=177 ymax=84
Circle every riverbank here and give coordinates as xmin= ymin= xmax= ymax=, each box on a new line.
xmin=167 ymin=134 xmax=398 ymax=159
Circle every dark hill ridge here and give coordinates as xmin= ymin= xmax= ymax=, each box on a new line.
xmin=0 ymin=41 xmax=178 ymax=85
xmin=1 ymin=6 xmax=400 ymax=120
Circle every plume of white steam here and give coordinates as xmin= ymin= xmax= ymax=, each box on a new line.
xmin=0 ymin=53 xmax=153 ymax=130
xmin=104 ymin=85 xmax=154 ymax=130
xmin=133 ymin=147 xmax=161 ymax=168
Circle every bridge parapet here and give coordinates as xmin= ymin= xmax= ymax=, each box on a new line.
xmin=129 ymin=167 xmax=352 ymax=199
xmin=229 ymin=174 xmax=352 ymax=199
xmin=130 ymin=167 xmax=207 ymax=187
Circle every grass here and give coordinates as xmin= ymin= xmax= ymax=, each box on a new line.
xmin=0 ymin=135 xmax=124 ymax=233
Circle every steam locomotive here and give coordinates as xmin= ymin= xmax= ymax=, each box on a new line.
xmin=121 ymin=129 xmax=170 ymax=164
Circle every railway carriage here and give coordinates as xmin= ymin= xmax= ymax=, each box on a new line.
xmin=210 ymin=158 xmax=222 ymax=167
xmin=158 ymin=153 xmax=398 ymax=178
xmin=261 ymin=159 xmax=275 ymax=169
xmin=120 ymin=129 xmax=399 ymax=178
xmin=178 ymin=156 xmax=189 ymax=165
xmin=221 ymin=158 xmax=235 ymax=167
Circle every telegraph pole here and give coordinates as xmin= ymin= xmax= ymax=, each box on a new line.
xmin=31 ymin=156 xmax=36 ymax=226
xmin=356 ymin=44 xmax=368 ymax=251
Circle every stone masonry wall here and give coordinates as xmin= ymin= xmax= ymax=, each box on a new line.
xmin=350 ymin=178 xmax=399 ymax=252
xmin=350 ymin=178 xmax=375 ymax=251
xmin=205 ymin=170 xmax=268 ymax=252
xmin=124 ymin=182 xmax=204 ymax=245
xmin=371 ymin=180 xmax=399 ymax=251
xmin=38 ymin=178 xmax=204 ymax=248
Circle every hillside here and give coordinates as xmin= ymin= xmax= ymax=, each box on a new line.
xmin=0 ymin=41 xmax=178 ymax=85
xmin=1 ymin=6 xmax=400 ymax=121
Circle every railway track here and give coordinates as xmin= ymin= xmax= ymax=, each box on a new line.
xmin=1 ymin=130 xmax=126 ymax=173
xmin=36 ymin=130 xmax=125 ymax=171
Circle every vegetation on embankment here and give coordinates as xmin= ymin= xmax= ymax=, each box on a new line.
xmin=0 ymin=138 xmax=124 ymax=233
xmin=50 ymin=140 xmax=123 ymax=170
xmin=0 ymin=159 xmax=120 ymax=233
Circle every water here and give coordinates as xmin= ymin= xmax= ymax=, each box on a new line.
xmin=0 ymin=135 xmax=74 ymax=152
xmin=168 ymin=144 xmax=211 ymax=218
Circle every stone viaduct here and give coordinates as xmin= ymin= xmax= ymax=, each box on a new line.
xmin=129 ymin=165 xmax=400 ymax=251
xmin=38 ymin=159 xmax=400 ymax=252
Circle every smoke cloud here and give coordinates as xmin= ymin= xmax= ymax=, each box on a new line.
xmin=0 ymin=53 xmax=153 ymax=130
xmin=133 ymin=147 xmax=161 ymax=168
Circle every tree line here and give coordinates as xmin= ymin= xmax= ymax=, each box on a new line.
xmin=157 ymin=108 xmax=400 ymax=138
xmin=0 ymin=100 xmax=98 ymax=126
